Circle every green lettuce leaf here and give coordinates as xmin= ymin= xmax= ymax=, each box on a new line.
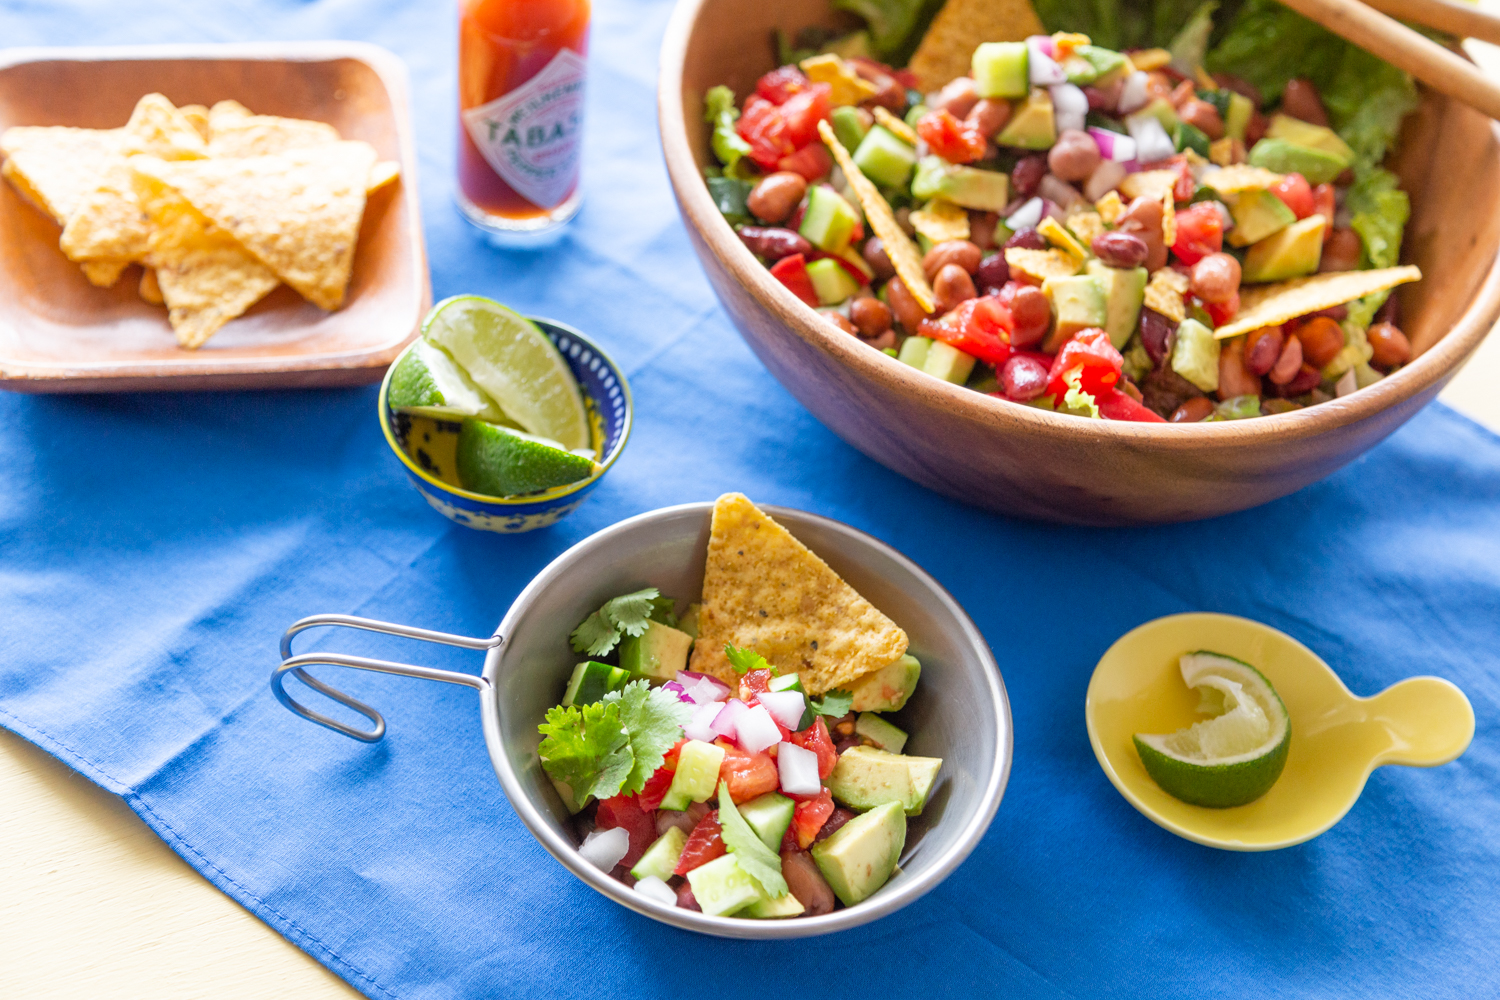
xmin=1346 ymin=167 xmax=1410 ymax=270
xmin=704 ymin=85 xmax=752 ymax=173
xmin=1035 ymin=0 xmax=1128 ymax=50
xmin=1168 ymin=1 xmax=1217 ymax=76
xmin=716 ymin=780 xmax=790 ymax=897
xmin=1206 ymin=394 xmax=1261 ymax=420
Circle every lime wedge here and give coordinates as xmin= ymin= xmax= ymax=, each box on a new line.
xmin=456 ymin=418 xmax=600 ymax=497
xmin=422 ymin=296 xmax=590 ymax=452
xmin=1133 ymin=651 xmax=1291 ymax=808
xmin=388 ymin=338 xmax=514 ymax=425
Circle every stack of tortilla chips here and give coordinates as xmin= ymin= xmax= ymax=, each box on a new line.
xmin=0 ymin=94 xmax=399 ymax=348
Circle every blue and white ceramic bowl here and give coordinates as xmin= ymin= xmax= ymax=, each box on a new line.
xmin=378 ymin=316 xmax=632 ymax=533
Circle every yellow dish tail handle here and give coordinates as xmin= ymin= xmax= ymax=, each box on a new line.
xmin=1368 ymin=676 xmax=1475 ymax=768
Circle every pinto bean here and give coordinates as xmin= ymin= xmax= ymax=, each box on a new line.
xmin=1170 ymin=396 xmax=1216 ymax=422
xmin=1295 ymin=315 xmax=1346 ymax=368
xmin=1190 ymin=253 xmax=1241 ymax=304
xmin=825 ymin=312 xmax=858 ymax=335
xmin=862 ymin=237 xmax=896 ymax=281
xmin=746 ymin=171 xmax=808 ymax=223
xmin=930 ymin=76 xmax=979 ymax=119
xmin=922 ymin=239 xmax=983 ymax=280
xmin=862 ymin=329 xmax=898 ymax=351
xmin=933 ymin=263 xmax=977 ymax=313
xmin=1047 ymin=129 xmax=1102 ymax=182
xmin=1320 ymin=228 xmax=1362 ymax=273
xmin=965 ymin=98 xmax=1011 ymax=138
xmin=851 ymin=296 xmax=893 ymax=337
xmin=1244 ymin=325 xmax=1285 ymax=376
xmin=1268 ymin=335 xmax=1303 ymax=385
xmin=1367 ymin=322 xmax=1411 ymax=368
xmin=1218 ymin=336 xmax=1263 ymax=400
xmin=886 ymin=275 xmax=931 ymax=333
xmin=1178 ymin=98 xmax=1225 ymax=140
xmin=1281 ymin=78 xmax=1329 ymax=126
xmin=1117 ymin=196 xmax=1168 ymax=270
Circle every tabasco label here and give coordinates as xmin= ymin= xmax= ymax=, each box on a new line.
xmin=462 ymin=48 xmax=587 ymax=209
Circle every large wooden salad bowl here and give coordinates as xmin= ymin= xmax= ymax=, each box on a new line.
xmin=658 ymin=0 xmax=1500 ymax=525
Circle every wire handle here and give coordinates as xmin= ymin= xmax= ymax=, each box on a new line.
xmin=273 ymin=614 xmax=502 ymax=742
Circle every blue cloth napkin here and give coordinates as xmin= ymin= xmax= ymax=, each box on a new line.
xmin=3 ymin=1 xmax=1499 ymax=997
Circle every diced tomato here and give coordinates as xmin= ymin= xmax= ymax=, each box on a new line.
xmin=778 ymin=83 xmax=833 ymax=148
xmin=916 ymin=109 xmax=987 ymax=164
xmin=715 ymin=738 xmax=780 ymax=802
xmin=919 ymin=296 xmax=1014 ymax=366
xmin=1204 ymin=290 xmax=1240 ymax=327
xmin=1271 ymin=172 xmax=1314 ymax=219
xmin=636 ymin=765 xmax=675 ymax=812
xmin=739 ymin=668 xmax=775 ymax=701
xmin=790 ymin=789 xmax=836 ymax=849
xmin=1312 ymin=182 xmax=1336 ymax=240
xmin=595 ymin=794 xmax=657 ymax=868
xmin=1047 ymin=328 xmax=1123 ymax=399
xmin=768 ymin=253 xmax=819 ymax=307
xmin=672 ymin=811 xmax=726 ymax=875
xmin=756 ymin=65 xmax=811 ymax=105
xmin=777 ymin=142 xmax=832 ymax=181
xmin=788 ymin=716 xmax=838 ymax=779
xmin=737 ymin=96 xmax=795 ymax=170
xmin=1171 ymin=202 xmax=1224 ymax=266
xmin=1096 ymin=387 xmax=1167 ymax=422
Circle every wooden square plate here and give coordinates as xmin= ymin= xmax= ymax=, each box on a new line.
xmin=0 ymin=42 xmax=430 ymax=393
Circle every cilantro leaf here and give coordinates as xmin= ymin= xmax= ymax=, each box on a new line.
xmin=810 ymin=689 xmax=854 ymax=719
xmin=716 ymin=780 xmax=789 ymax=897
xmin=568 ymin=587 xmax=663 ymax=656
xmin=537 ymin=700 xmax=633 ymax=802
xmin=724 ymin=643 xmax=774 ymax=676
xmin=569 ymin=610 xmax=620 ymax=657
xmin=602 ymin=681 xmax=693 ymax=795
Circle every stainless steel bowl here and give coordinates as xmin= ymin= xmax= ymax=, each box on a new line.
xmin=274 ymin=502 xmax=1013 ymax=938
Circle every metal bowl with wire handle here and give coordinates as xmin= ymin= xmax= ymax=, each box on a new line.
xmin=273 ymin=502 xmax=1012 ymax=938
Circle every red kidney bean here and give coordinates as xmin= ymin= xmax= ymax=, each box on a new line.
xmin=780 ymin=848 xmax=836 ymax=915
xmin=1218 ymin=337 xmax=1263 ymax=400
xmin=737 ymin=226 xmax=811 ymax=262
xmin=1178 ymin=98 xmax=1225 ymax=140
xmin=933 ymin=263 xmax=977 ymax=313
xmin=975 ymin=252 xmax=1010 ymax=293
xmin=1047 ymin=129 xmax=1102 ymax=182
xmin=1274 ymin=363 xmax=1323 ymax=397
xmin=851 ymin=59 xmax=906 ymax=112
xmin=862 ymin=329 xmax=897 ymax=351
xmin=1002 ymin=354 xmax=1050 ymax=400
xmin=863 ymin=237 xmax=896 ymax=281
xmin=1190 ymin=253 xmax=1241 ymax=304
xmin=922 ymin=239 xmax=983 ymax=279
xmin=1281 ymin=78 xmax=1329 ymax=126
xmin=850 ymin=296 xmax=893 ymax=337
xmin=1375 ymin=293 xmax=1400 ymax=326
xmin=1085 ymin=78 xmax=1123 ymax=112
xmin=1170 ymin=396 xmax=1216 ymax=422
xmin=968 ymin=211 xmax=999 ymax=250
xmin=816 ymin=809 xmax=857 ymax=842
xmin=1011 ymin=154 xmax=1048 ymax=198
xmin=886 ymin=275 xmax=931 ymax=333
xmin=965 ymin=98 xmax=1011 ymax=138
xmin=746 ymin=171 xmax=807 ymax=223
xmin=1268 ymin=335 xmax=1303 ymax=385
xmin=675 ymin=881 xmax=701 ymax=910
xmin=1367 ymin=322 xmax=1411 ymax=368
xmin=1004 ymin=283 xmax=1052 ymax=347
xmin=1004 ymin=226 xmax=1048 ymax=251
xmin=1295 ymin=315 xmax=1345 ymax=368
xmin=930 ymin=76 xmax=979 ymax=119
xmin=1092 ymin=231 xmax=1150 ymax=269
xmin=1139 ymin=307 xmax=1175 ymax=367
xmin=1244 ymin=325 xmax=1285 ymax=376
xmin=1245 ymin=109 xmax=1269 ymax=146
xmin=1117 ymin=196 xmax=1168 ymax=271
xmin=1320 ymin=228 xmax=1362 ymax=272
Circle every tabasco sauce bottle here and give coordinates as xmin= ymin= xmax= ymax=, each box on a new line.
xmin=457 ymin=0 xmax=589 ymax=237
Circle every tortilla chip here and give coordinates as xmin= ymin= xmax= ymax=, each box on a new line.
xmin=909 ymin=0 xmax=1046 ymax=93
xmin=871 ymin=107 xmax=917 ymax=147
xmin=1201 ymin=164 xmax=1283 ymax=195
xmin=0 ymin=126 xmax=124 ymax=224
xmin=1095 ymin=190 xmax=1125 ymax=224
xmin=1119 ymin=170 xmax=1179 ymax=202
xmin=131 ymin=160 xmax=280 ymax=348
xmin=1005 ymin=247 xmax=1079 ymax=282
xmin=1038 ymin=215 xmax=1087 ymax=265
xmin=1161 ymin=189 xmax=1177 ymax=248
xmin=800 ymin=54 xmax=879 ymax=107
xmin=1144 ymin=268 xmax=1190 ymax=323
xmin=367 ymin=160 xmax=401 ymax=194
xmin=818 ymin=119 xmax=935 ymax=312
xmin=59 ymin=159 xmax=153 ymax=266
xmin=910 ymin=198 xmax=969 ymax=243
xmin=1131 ymin=48 xmax=1172 ymax=71
xmin=1065 ymin=208 xmax=1105 ymax=248
xmin=687 ymin=494 xmax=909 ymax=695
xmin=207 ymin=111 xmax=341 ymax=159
xmin=80 ymin=258 xmax=129 ymax=287
xmin=139 ymin=266 xmax=164 ymax=305
xmin=208 ymin=100 xmax=254 ymax=130
xmin=137 ymin=141 xmax=376 ymax=311
xmin=1213 ymin=266 xmax=1422 ymax=339
xmin=179 ymin=105 xmax=211 ymax=142
xmin=117 ymin=94 xmax=208 ymax=160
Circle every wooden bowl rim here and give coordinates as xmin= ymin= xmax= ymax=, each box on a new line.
xmin=657 ymin=0 xmax=1500 ymax=447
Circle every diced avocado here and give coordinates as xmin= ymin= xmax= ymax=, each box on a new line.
xmin=1228 ymin=187 xmax=1296 ymax=247
xmin=806 ymin=258 xmax=860 ymax=305
xmin=1243 ymin=215 xmax=1325 ymax=282
xmin=852 ymin=125 xmax=917 ymax=189
xmin=799 ymin=185 xmax=862 ymax=253
xmin=630 ymin=827 xmax=687 ymax=882
xmin=996 ymin=89 xmax=1056 ymax=150
xmin=896 ymin=335 xmax=932 ymax=368
xmin=619 ymin=620 xmax=693 ymax=681
xmin=911 ymin=156 xmax=1010 ymax=212
xmin=827 ymin=745 xmax=943 ymax=816
xmin=659 ymin=738 xmax=726 ymax=811
xmin=1224 ymin=92 xmax=1253 ymax=143
xmin=1170 ymin=317 xmax=1220 ymax=392
xmin=1247 ymin=138 xmax=1346 ymax=185
xmin=1041 ymin=273 xmax=1107 ymax=352
xmin=1134 ymin=97 xmax=1181 ymax=135
xmin=738 ymin=792 xmax=796 ymax=851
xmin=830 ymin=105 xmax=869 ymax=152
xmin=972 ymin=41 xmax=1028 ymax=99
xmin=855 ymin=712 xmax=909 ymax=754
xmin=743 ymin=890 xmax=806 ymax=918
xmin=922 ymin=340 xmax=976 ymax=384
xmin=549 ymin=775 xmax=591 ymax=815
xmin=562 ymin=660 xmax=621 ymax=707
xmin=1173 ymin=120 xmax=1210 ymax=157
xmin=1086 ymin=260 xmax=1148 ymax=350
xmin=1076 ymin=45 xmax=1129 ymax=85
xmin=685 ymin=853 xmax=762 ymax=917
xmin=1266 ymin=113 xmax=1355 ymax=162
xmin=810 ymin=800 xmax=907 ymax=906
xmin=677 ymin=602 xmax=701 ymax=640
xmin=849 ymin=653 xmax=921 ymax=712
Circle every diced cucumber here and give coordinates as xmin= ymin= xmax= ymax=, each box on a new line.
xmin=562 ymin=660 xmax=617 ymax=707
xmin=852 ymin=125 xmax=917 ymax=189
xmin=618 ymin=620 xmax=693 ymax=681
xmin=1174 ymin=120 xmax=1210 ymax=157
xmin=855 ymin=712 xmax=909 ymax=753
xmin=798 ymin=185 xmax=862 ymax=253
xmin=685 ymin=853 xmax=762 ymax=917
xmin=744 ymin=890 xmax=806 ymax=918
xmin=972 ymin=41 xmax=1028 ymax=99
xmin=897 ymin=335 xmax=932 ymax=368
xmin=806 ymin=257 xmax=860 ymax=305
xmin=923 ymin=340 xmax=976 ymax=384
xmin=737 ymin=792 xmax=796 ymax=851
xmin=830 ymin=105 xmax=869 ymax=152
xmin=1170 ymin=318 xmax=1220 ymax=392
xmin=630 ymin=827 xmax=687 ymax=882
xmin=660 ymin=739 xmax=726 ymax=811
xmin=1225 ymin=91 xmax=1253 ymax=143
xmin=768 ymin=672 xmax=805 ymax=694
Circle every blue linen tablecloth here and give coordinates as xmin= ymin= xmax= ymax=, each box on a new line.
xmin=3 ymin=1 xmax=1499 ymax=997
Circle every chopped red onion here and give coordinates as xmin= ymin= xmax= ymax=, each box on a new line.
xmin=1026 ymin=33 xmax=1056 ymax=58
xmin=579 ymin=827 xmax=630 ymax=872
xmin=634 ymin=875 xmax=678 ymax=905
xmin=1117 ymin=70 xmax=1150 ymax=114
xmin=757 ymin=690 xmax=807 ymax=730
xmin=1027 ymin=38 xmax=1066 ymax=85
xmin=710 ymin=698 xmax=749 ymax=741
xmin=662 ymin=680 xmax=692 ymax=702
xmin=1126 ymin=114 xmax=1175 ymax=165
xmin=1050 ymin=84 xmax=1088 ymax=134
xmin=1084 ymin=159 xmax=1127 ymax=202
xmin=1005 ymin=196 xmax=1044 ymax=231
xmin=1038 ymin=174 xmax=1084 ymax=212
xmin=777 ymin=742 xmax=822 ymax=795
xmin=736 ymin=705 xmax=782 ymax=754
xmin=683 ymin=701 xmax=724 ymax=742
xmin=1087 ymin=127 xmax=1136 ymax=163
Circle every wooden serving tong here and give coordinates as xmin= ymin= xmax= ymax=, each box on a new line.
xmin=1275 ymin=0 xmax=1500 ymax=120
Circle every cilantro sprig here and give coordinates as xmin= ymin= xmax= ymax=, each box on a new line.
xmin=724 ymin=643 xmax=774 ymax=676
xmin=716 ymin=780 xmax=789 ymax=897
xmin=569 ymin=587 xmax=675 ymax=657
xmin=809 ymin=689 xmax=853 ymax=719
xmin=537 ymin=680 xmax=691 ymax=802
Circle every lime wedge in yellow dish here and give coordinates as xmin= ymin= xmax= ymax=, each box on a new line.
xmin=422 ymin=295 xmax=590 ymax=452
xmin=456 ymin=418 xmax=600 ymax=498
xmin=387 ymin=338 xmax=515 ymax=426
xmin=1134 ymin=651 xmax=1291 ymax=808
